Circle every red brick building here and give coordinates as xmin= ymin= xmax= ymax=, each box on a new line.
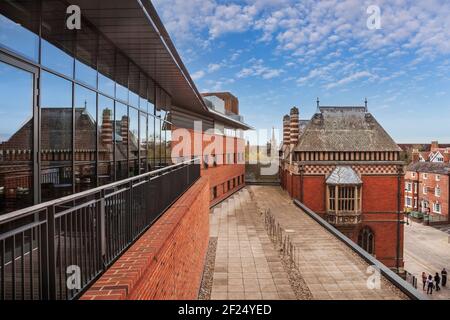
xmin=404 ymin=162 xmax=450 ymax=220
xmin=280 ymin=103 xmax=405 ymax=271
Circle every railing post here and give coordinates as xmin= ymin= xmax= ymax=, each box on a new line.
xmin=100 ymin=198 xmax=106 ymax=267
xmin=47 ymin=206 xmax=56 ymax=300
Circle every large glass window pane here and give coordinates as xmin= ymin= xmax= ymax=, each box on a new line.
xmin=129 ymin=64 xmax=139 ymax=108
xmin=115 ymin=102 xmax=128 ymax=180
xmin=129 ymin=108 xmax=139 ymax=177
xmin=40 ymin=71 xmax=73 ymax=202
xmin=74 ymin=85 xmax=96 ymax=192
xmin=41 ymin=0 xmax=75 ymax=78
xmin=139 ymin=113 xmax=147 ymax=174
xmin=155 ymin=116 xmax=161 ymax=168
xmin=0 ymin=61 xmax=34 ymax=214
xmin=148 ymin=114 xmax=155 ymax=170
xmin=115 ymin=52 xmax=128 ymax=102
xmin=98 ymin=95 xmax=114 ymax=186
xmin=139 ymin=73 xmax=147 ymax=111
xmin=98 ymin=37 xmax=115 ymax=97
xmin=75 ymin=24 xmax=97 ymax=88
xmin=0 ymin=0 xmax=39 ymax=61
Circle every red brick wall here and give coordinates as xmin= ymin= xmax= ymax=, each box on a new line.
xmin=302 ymin=176 xmax=326 ymax=214
xmin=81 ymin=177 xmax=210 ymax=300
xmin=172 ymin=127 xmax=245 ymax=206
xmin=405 ymin=171 xmax=449 ymax=217
xmin=282 ymin=170 xmax=404 ymax=269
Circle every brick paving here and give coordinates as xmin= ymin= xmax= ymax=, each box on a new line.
xmin=209 ymin=186 xmax=408 ymax=300
xmin=209 ymin=188 xmax=297 ymax=300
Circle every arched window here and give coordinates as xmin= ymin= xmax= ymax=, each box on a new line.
xmin=358 ymin=227 xmax=375 ymax=255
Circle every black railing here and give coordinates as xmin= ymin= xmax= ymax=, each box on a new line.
xmin=0 ymin=159 xmax=200 ymax=300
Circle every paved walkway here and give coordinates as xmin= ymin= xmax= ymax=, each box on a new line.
xmin=404 ymin=220 xmax=450 ymax=300
xmin=250 ymin=186 xmax=406 ymax=300
xmin=209 ymin=188 xmax=296 ymax=300
xmin=209 ymin=186 xmax=407 ymax=300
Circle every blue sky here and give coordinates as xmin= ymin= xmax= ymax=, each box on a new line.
xmin=152 ymin=0 xmax=450 ymax=143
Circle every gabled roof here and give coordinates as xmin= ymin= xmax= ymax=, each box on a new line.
xmin=326 ymin=166 xmax=362 ymax=185
xmin=294 ymin=107 xmax=401 ymax=152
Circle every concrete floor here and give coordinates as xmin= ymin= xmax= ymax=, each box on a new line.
xmin=404 ymin=220 xmax=450 ymax=300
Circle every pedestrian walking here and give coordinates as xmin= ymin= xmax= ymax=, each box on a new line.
xmin=427 ymin=275 xmax=434 ymax=295
xmin=442 ymin=268 xmax=447 ymax=287
xmin=422 ymin=272 xmax=427 ymax=290
xmin=434 ymin=273 xmax=441 ymax=291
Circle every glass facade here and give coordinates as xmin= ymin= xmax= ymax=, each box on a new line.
xmin=0 ymin=0 xmax=173 ymax=215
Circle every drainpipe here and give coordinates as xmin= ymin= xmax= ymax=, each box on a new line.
xmin=396 ymin=165 xmax=402 ymax=273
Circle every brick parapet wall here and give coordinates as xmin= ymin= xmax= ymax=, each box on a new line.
xmin=81 ymin=176 xmax=210 ymax=300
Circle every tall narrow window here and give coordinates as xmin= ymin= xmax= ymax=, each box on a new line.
xmin=358 ymin=227 xmax=375 ymax=255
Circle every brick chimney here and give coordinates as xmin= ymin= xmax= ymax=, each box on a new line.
xmin=101 ymin=108 xmax=113 ymax=145
xmin=289 ymin=107 xmax=299 ymax=148
xmin=431 ymin=141 xmax=439 ymax=152
xmin=283 ymin=115 xmax=290 ymax=146
xmin=412 ymin=149 xmax=419 ymax=162
xmin=121 ymin=115 xmax=129 ymax=144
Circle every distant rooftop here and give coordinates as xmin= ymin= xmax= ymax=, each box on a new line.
xmin=294 ymin=106 xmax=401 ymax=152
xmin=406 ymin=162 xmax=450 ymax=174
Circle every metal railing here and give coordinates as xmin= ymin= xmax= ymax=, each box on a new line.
xmin=293 ymin=199 xmax=427 ymax=300
xmin=0 ymin=159 xmax=200 ymax=300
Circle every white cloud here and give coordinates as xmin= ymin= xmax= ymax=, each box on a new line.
xmin=207 ymin=63 xmax=222 ymax=73
xmin=326 ymin=71 xmax=373 ymax=89
xmin=236 ymin=59 xmax=284 ymax=79
xmin=191 ymin=70 xmax=206 ymax=80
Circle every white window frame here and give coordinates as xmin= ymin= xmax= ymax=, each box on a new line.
xmin=414 ymin=198 xmax=418 ymax=209
xmin=435 ymin=187 xmax=441 ymax=197
xmin=405 ymin=197 xmax=412 ymax=208
xmin=423 ymin=186 xmax=428 ymax=194
xmin=433 ymin=203 xmax=441 ymax=214
xmin=436 ymin=174 xmax=440 ymax=181
xmin=414 ymin=182 xmax=418 ymax=194
xmin=423 ymin=173 xmax=428 ymax=180
xmin=405 ymin=182 xmax=412 ymax=193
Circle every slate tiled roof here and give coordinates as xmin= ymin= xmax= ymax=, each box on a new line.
xmin=406 ymin=162 xmax=450 ymax=175
xmin=294 ymin=107 xmax=401 ymax=152
xmin=326 ymin=166 xmax=362 ymax=185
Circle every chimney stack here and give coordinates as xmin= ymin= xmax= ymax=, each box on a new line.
xmin=431 ymin=141 xmax=439 ymax=152
xmin=101 ymin=108 xmax=113 ymax=145
xmin=283 ymin=115 xmax=290 ymax=146
xmin=121 ymin=115 xmax=129 ymax=144
xmin=289 ymin=107 xmax=299 ymax=147
xmin=412 ymin=149 xmax=420 ymax=162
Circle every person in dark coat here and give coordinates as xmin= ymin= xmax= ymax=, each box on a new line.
xmin=427 ymin=275 xmax=434 ymax=294
xmin=434 ymin=273 xmax=441 ymax=291
xmin=442 ymin=268 xmax=447 ymax=287
xmin=422 ymin=272 xmax=427 ymax=290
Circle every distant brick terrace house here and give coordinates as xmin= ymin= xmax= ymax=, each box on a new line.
xmin=404 ymin=161 xmax=450 ymax=221
xmin=280 ymin=102 xmax=405 ymax=271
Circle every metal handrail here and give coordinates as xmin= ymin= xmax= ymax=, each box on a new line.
xmin=0 ymin=158 xmax=199 ymax=224
xmin=293 ymin=199 xmax=427 ymax=300
xmin=0 ymin=158 xmax=201 ymax=300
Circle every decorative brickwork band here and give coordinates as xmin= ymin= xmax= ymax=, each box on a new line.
xmin=283 ymin=115 xmax=290 ymax=146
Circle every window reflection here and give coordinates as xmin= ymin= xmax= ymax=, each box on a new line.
xmin=129 ymin=108 xmax=139 ymax=177
xmin=139 ymin=113 xmax=147 ymax=174
xmin=155 ymin=116 xmax=161 ymax=168
xmin=148 ymin=114 xmax=155 ymax=170
xmin=0 ymin=0 xmax=39 ymax=61
xmin=75 ymin=24 xmax=97 ymax=88
xmin=0 ymin=61 xmax=34 ymax=214
xmin=115 ymin=102 xmax=128 ymax=180
xmin=40 ymin=71 xmax=73 ymax=202
xmin=115 ymin=52 xmax=128 ymax=102
xmin=41 ymin=0 xmax=75 ymax=78
xmin=98 ymin=95 xmax=114 ymax=186
xmin=74 ymin=85 xmax=97 ymax=192
xmin=98 ymin=37 xmax=115 ymax=97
